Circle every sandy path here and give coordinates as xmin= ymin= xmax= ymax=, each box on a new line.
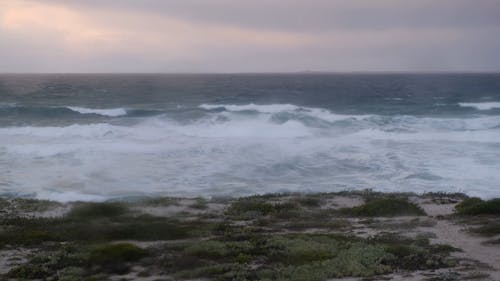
xmin=428 ymin=219 xmax=500 ymax=280
xmin=418 ymin=200 xmax=500 ymax=280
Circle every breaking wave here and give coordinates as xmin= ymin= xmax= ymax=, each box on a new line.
xmin=459 ymin=102 xmax=500 ymax=111
xmin=66 ymin=107 xmax=127 ymax=117
xmin=0 ymin=105 xmax=164 ymax=122
xmin=1 ymin=103 xmax=500 ymax=201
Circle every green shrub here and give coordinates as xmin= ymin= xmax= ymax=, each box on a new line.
xmin=340 ymin=198 xmax=426 ymax=217
xmin=184 ymin=240 xmax=230 ymax=258
xmin=0 ymin=215 xmax=211 ymax=246
xmin=88 ymin=243 xmax=147 ymax=274
xmin=226 ymin=199 xmax=275 ymax=217
xmin=455 ymin=198 xmax=500 ymax=215
xmin=226 ymin=198 xmax=300 ymax=219
xmin=0 ymin=229 xmax=57 ymax=246
xmin=139 ymin=197 xmax=180 ymax=206
xmin=90 ymin=243 xmax=147 ymax=263
xmin=190 ymin=198 xmax=209 ymax=210
xmin=470 ymin=223 xmax=500 ymax=236
xmin=66 ymin=202 xmax=130 ymax=219
xmin=295 ymin=197 xmax=321 ymax=207
xmin=266 ymin=236 xmax=339 ymax=265
xmin=57 ymin=266 xmax=87 ymax=281
xmin=7 ymin=264 xmax=49 ymax=279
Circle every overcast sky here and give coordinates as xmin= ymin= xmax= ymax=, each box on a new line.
xmin=1 ymin=0 xmax=500 ymax=73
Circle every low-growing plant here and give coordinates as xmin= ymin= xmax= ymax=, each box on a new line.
xmin=66 ymin=202 xmax=130 ymax=219
xmin=90 ymin=243 xmax=147 ymax=263
xmin=294 ymin=196 xmax=321 ymax=207
xmin=6 ymin=264 xmax=49 ymax=279
xmin=138 ymin=196 xmax=180 ymax=207
xmin=88 ymin=243 xmax=148 ymax=274
xmin=455 ymin=198 xmax=500 ymax=215
xmin=226 ymin=197 xmax=301 ymax=219
xmin=226 ymin=198 xmax=275 ymax=217
xmin=340 ymin=197 xmax=426 ymax=217
xmin=190 ymin=198 xmax=209 ymax=210
xmin=469 ymin=222 xmax=500 ymax=236
xmin=184 ymin=240 xmax=231 ymax=258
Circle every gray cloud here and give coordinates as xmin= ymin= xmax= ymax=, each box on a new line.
xmin=1 ymin=0 xmax=500 ymax=72
xmin=32 ymin=0 xmax=500 ymax=31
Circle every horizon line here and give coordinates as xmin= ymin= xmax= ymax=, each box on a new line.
xmin=1 ymin=70 xmax=500 ymax=75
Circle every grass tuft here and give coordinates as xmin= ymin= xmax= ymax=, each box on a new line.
xmin=90 ymin=243 xmax=147 ymax=263
xmin=455 ymin=198 xmax=500 ymax=215
xmin=469 ymin=222 xmax=500 ymax=237
xmin=88 ymin=243 xmax=148 ymax=274
xmin=189 ymin=198 xmax=209 ymax=210
xmin=294 ymin=196 xmax=321 ymax=207
xmin=6 ymin=264 xmax=49 ymax=279
xmin=66 ymin=202 xmax=130 ymax=219
xmin=340 ymin=197 xmax=426 ymax=217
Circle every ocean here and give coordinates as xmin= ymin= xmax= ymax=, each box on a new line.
xmin=1 ymin=73 xmax=500 ymax=201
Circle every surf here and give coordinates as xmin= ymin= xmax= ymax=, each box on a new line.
xmin=1 ymin=103 xmax=500 ymax=201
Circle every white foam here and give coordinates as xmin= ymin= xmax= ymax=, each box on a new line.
xmin=169 ymin=115 xmax=314 ymax=138
xmin=350 ymin=128 xmax=500 ymax=143
xmin=0 ymin=123 xmax=125 ymax=139
xmin=2 ymin=104 xmax=500 ymax=201
xmin=199 ymin=103 xmax=299 ymax=113
xmin=67 ymin=106 xmax=127 ymax=117
xmin=376 ymin=115 xmax=500 ymax=131
xmin=35 ymin=191 xmax=108 ymax=203
xmin=459 ymin=102 xmax=500 ymax=110
xmin=200 ymin=103 xmax=370 ymax=123
xmin=0 ymin=103 xmax=16 ymax=108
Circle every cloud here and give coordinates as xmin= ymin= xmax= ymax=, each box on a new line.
xmin=27 ymin=0 xmax=500 ymax=31
xmin=0 ymin=0 xmax=499 ymax=72
xmin=0 ymin=1 xmax=312 ymax=57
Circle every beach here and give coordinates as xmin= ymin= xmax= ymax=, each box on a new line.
xmin=1 ymin=191 xmax=499 ymax=280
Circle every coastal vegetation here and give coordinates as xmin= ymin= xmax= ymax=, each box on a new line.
xmin=0 ymin=191 xmax=498 ymax=280
xmin=455 ymin=197 xmax=500 ymax=215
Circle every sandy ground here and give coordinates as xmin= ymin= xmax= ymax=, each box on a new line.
xmin=419 ymin=199 xmax=500 ymax=281
xmin=327 ymin=197 xmax=500 ymax=281
xmin=135 ymin=196 xmax=500 ymax=281
xmin=0 ymin=247 xmax=30 ymax=275
xmin=1 ymin=194 xmax=500 ymax=281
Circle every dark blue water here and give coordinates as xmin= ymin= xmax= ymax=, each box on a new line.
xmin=1 ymin=74 xmax=500 ymax=201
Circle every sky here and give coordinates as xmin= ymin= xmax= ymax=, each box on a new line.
xmin=1 ymin=0 xmax=500 ymax=73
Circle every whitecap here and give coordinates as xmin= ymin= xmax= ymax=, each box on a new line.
xmin=458 ymin=102 xmax=500 ymax=110
xmin=2 ymin=103 xmax=500 ymax=201
xmin=200 ymin=103 xmax=370 ymax=123
xmin=199 ymin=103 xmax=299 ymax=113
xmin=67 ymin=106 xmax=127 ymax=117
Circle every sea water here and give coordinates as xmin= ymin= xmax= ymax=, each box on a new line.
xmin=1 ymin=73 xmax=500 ymax=201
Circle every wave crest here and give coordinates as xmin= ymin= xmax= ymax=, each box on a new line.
xmin=459 ymin=102 xmax=500 ymax=110
xmin=67 ymin=107 xmax=127 ymax=117
xmin=2 ymin=103 xmax=500 ymax=201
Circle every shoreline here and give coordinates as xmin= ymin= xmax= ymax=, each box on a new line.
xmin=3 ymin=189 xmax=497 ymax=204
xmin=1 ymin=191 xmax=499 ymax=281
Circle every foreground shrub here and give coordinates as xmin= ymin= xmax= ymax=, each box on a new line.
xmin=340 ymin=198 xmax=425 ymax=217
xmin=66 ymin=202 xmax=130 ymax=219
xmin=226 ymin=198 xmax=300 ymax=219
xmin=90 ymin=243 xmax=147 ymax=263
xmin=455 ymin=198 xmax=500 ymax=215
xmin=89 ymin=243 xmax=147 ymax=274
xmin=6 ymin=264 xmax=49 ymax=279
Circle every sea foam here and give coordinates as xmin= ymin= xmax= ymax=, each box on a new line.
xmin=459 ymin=102 xmax=500 ymax=110
xmin=67 ymin=106 xmax=127 ymax=117
xmin=1 ymin=103 xmax=500 ymax=201
xmin=199 ymin=103 xmax=300 ymax=113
